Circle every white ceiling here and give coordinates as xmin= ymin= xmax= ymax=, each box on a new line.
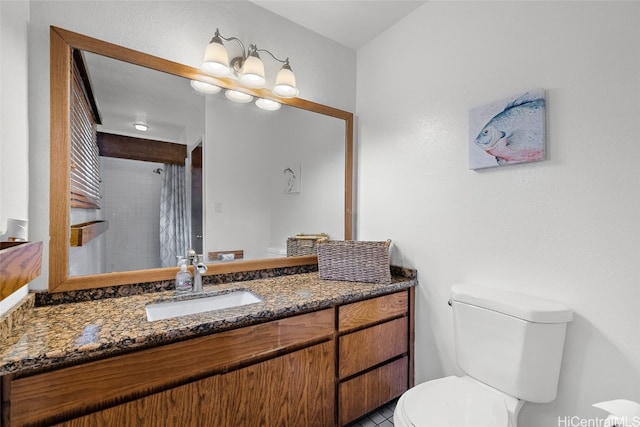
xmin=248 ymin=1 xmax=427 ymax=50
xmin=84 ymin=52 xmax=204 ymax=143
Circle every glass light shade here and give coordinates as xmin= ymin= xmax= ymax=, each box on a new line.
xmin=190 ymin=80 xmax=221 ymax=94
xmin=273 ymin=65 xmax=299 ymax=97
xmin=255 ymin=98 xmax=281 ymax=111
xmin=225 ymin=89 xmax=253 ymax=103
xmin=240 ymin=55 xmax=266 ymax=88
xmin=202 ymin=38 xmax=230 ymax=76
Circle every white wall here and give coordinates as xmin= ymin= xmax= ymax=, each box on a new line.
xmin=0 ymin=1 xmax=29 ymax=233
xmin=357 ymin=2 xmax=640 ymax=425
xmin=204 ymin=95 xmax=344 ymax=259
xmin=27 ymin=0 xmax=356 ymax=290
xmin=101 ymin=157 xmax=163 ymax=272
xmin=205 ymin=95 xmax=273 ymax=259
xmin=0 ymin=1 xmax=31 ymax=315
xmin=267 ymin=106 xmax=345 ymax=249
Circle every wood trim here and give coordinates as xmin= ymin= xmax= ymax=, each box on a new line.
xmin=191 ymin=144 xmax=202 ymax=169
xmin=49 ymin=27 xmax=72 ymax=290
xmin=344 ymin=113 xmax=353 ymax=240
xmin=48 ymin=26 xmax=354 ymax=293
xmin=51 ymin=26 xmax=354 ymax=118
xmin=338 ymin=317 xmax=408 ymax=379
xmin=51 ymin=27 xmax=203 ymax=84
xmin=70 ymin=221 xmax=109 ymax=247
xmin=97 ymin=132 xmax=187 ymax=165
xmin=52 ymin=255 xmax=318 ymax=293
xmin=0 ymin=242 xmax=43 ymax=301
xmin=7 ymin=309 xmax=334 ymax=426
xmin=338 ymin=291 xmax=408 ymax=333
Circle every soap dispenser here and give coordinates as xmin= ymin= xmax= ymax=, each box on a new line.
xmin=175 ymin=257 xmax=193 ymax=294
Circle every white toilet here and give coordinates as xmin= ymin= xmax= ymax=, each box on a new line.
xmin=394 ymin=284 xmax=573 ymax=427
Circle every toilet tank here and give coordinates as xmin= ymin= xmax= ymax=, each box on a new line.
xmin=450 ymin=284 xmax=573 ymax=403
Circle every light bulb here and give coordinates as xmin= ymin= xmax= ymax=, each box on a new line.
xmin=256 ymin=98 xmax=281 ymax=111
xmin=240 ymin=53 xmax=266 ymax=88
xmin=273 ymin=64 xmax=299 ymax=97
xmin=225 ymin=90 xmax=253 ymax=103
xmin=202 ymin=35 xmax=230 ymax=76
xmin=190 ymin=80 xmax=221 ymax=94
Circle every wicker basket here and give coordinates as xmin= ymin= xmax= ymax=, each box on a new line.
xmin=286 ymin=233 xmax=329 ymax=256
xmin=317 ymin=240 xmax=392 ymax=284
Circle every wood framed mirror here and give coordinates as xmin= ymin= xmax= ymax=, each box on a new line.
xmin=49 ymin=26 xmax=353 ymax=293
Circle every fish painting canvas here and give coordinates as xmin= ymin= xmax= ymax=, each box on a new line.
xmin=469 ymin=89 xmax=546 ymax=169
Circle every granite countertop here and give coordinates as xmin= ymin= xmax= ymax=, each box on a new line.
xmin=0 ymin=272 xmax=416 ymax=376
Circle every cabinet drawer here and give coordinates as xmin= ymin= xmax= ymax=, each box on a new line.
xmin=339 ymin=291 xmax=407 ymax=333
xmin=339 ymin=316 xmax=408 ymax=379
xmin=338 ymin=356 xmax=408 ymax=426
xmin=6 ymin=309 xmax=334 ymax=427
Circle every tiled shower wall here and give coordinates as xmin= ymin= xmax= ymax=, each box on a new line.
xmin=100 ymin=157 xmax=163 ymax=272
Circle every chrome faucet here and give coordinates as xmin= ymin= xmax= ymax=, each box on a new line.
xmin=187 ymin=250 xmax=208 ymax=292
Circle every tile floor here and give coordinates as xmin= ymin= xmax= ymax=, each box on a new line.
xmin=345 ymin=399 xmax=398 ymax=427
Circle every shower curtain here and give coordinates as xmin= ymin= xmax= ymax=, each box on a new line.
xmin=160 ymin=164 xmax=189 ymax=267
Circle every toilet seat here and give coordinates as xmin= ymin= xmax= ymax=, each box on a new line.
xmin=394 ymin=376 xmax=522 ymax=427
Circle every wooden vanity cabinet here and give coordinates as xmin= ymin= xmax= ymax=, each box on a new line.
xmin=1 ymin=288 xmax=414 ymax=427
xmin=337 ymin=290 xmax=414 ymax=426
xmin=2 ymin=309 xmax=335 ymax=427
xmin=54 ymin=340 xmax=335 ymax=427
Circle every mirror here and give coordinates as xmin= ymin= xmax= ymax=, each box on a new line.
xmin=203 ymin=94 xmax=346 ymax=261
xmin=69 ymin=51 xmax=206 ymax=275
xmin=49 ymin=26 xmax=353 ymax=292
xmin=74 ymin=52 xmax=345 ymax=273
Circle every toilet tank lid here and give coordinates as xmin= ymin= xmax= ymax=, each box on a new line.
xmin=451 ymin=284 xmax=573 ymax=324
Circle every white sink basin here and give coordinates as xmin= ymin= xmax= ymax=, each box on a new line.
xmin=146 ymin=290 xmax=262 ymax=321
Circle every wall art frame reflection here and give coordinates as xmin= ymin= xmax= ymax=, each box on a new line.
xmin=283 ymin=162 xmax=301 ymax=194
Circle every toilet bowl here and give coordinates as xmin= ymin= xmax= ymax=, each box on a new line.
xmin=394 ymin=284 xmax=572 ymax=427
xmin=394 ymin=376 xmax=523 ymax=427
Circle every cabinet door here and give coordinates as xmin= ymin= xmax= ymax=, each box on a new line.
xmin=56 ymin=341 xmax=335 ymax=427
xmin=339 ymin=357 xmax=408 ymax=426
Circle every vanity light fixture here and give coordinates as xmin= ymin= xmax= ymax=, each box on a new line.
xmin=201 ymin=28 xmax=299 ymax=99
xmin=134 ymin=122 xmax=148 ymax=132
xmin=202 ymin=31 xmax=231 ymax=76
